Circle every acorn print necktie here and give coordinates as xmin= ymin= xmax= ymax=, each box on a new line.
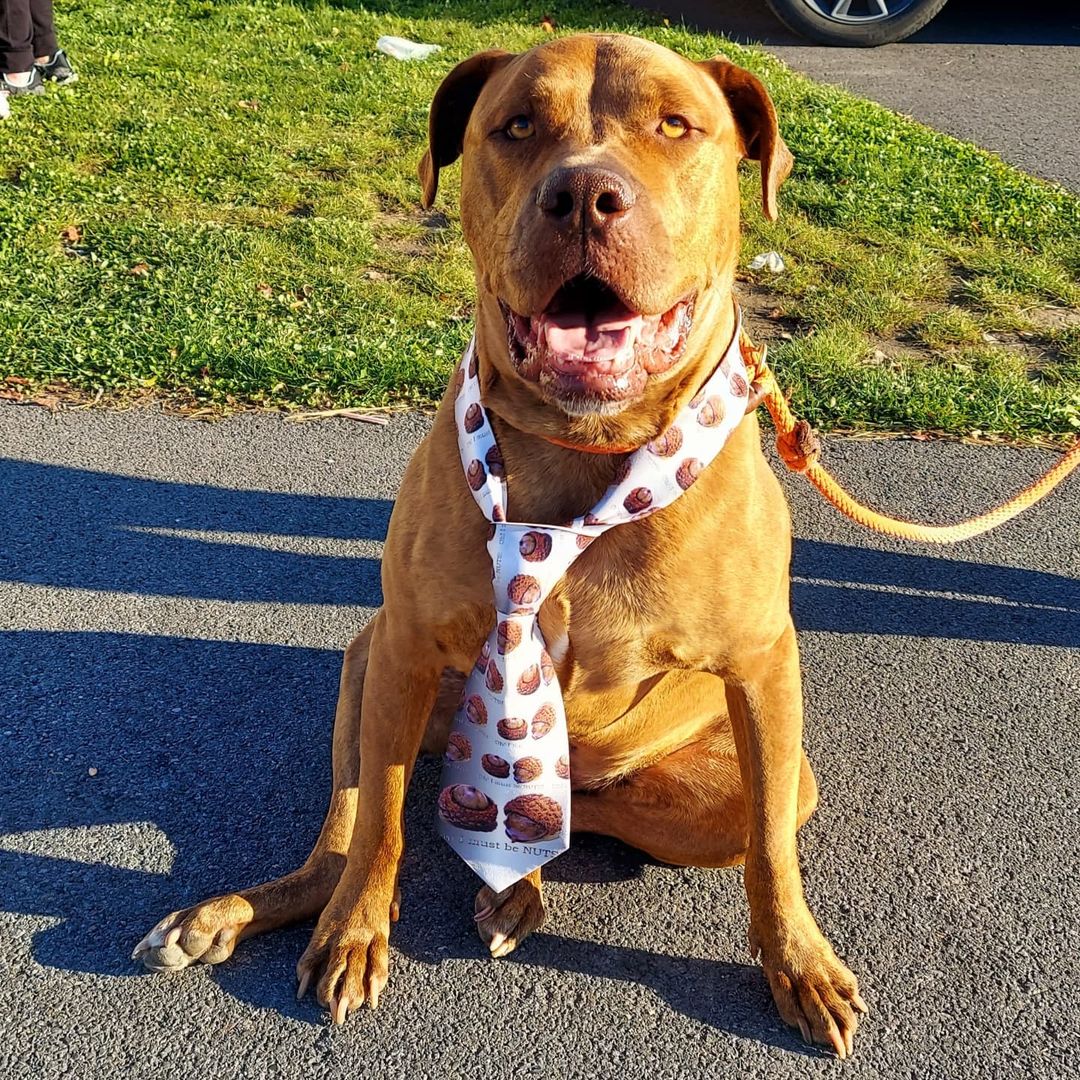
xmin=438 ymin=320 xmax=753 ymax=892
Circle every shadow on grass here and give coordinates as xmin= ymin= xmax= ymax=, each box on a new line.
xmin=266 ymin=0 xmax=652 ymax=34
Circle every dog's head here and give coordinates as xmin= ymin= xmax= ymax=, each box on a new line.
xmin=420 ymin=34 xmax=791 ymax=431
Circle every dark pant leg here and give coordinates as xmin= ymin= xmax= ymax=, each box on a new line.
xmin=0 ymin=0 xmax=34 ymax=72
xmin=30 ymin=0 xmax=55 ymax=60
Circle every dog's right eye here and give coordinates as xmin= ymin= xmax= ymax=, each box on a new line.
xmin=659 ymin=116 xmax=690 ymax=139
xmin=504 ymin=116 xmax=535 ymax=140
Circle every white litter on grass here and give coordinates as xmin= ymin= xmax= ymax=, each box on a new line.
xmin=749 ymin=251 xmax=785 ymax=273
xmin=376 ymin=36 xmax=442 ymax=61
xmin=0 ymin=93 xmax=10 ymax=121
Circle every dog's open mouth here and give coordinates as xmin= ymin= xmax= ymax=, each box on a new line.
xmin=502 ymin=275 xmax=695 ymax=407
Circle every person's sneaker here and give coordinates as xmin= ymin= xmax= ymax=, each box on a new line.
xmin=1 ymin=68 xmax=45 ymax=95
xmin=35 ymin=49 xmax=78 ymax=85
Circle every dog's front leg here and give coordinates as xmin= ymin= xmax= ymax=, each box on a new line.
xmin=724 ymin=622 xmax=868 ymax=1058
xmin=295 ymin=607 xmax=441 ymax=1023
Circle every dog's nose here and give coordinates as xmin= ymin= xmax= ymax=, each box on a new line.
xmin=536 ymin=166 xmax=636 ymax=231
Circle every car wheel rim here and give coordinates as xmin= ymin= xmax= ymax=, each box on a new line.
xmin=803 ymin=0 xmax=920 ymax=22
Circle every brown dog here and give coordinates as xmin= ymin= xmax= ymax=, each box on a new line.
xmin=134 ymin=34 xmax=866 ymax=1057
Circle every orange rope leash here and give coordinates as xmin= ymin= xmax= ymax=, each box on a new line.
xmin=740 ymin=334 xmax=1080 ymax=544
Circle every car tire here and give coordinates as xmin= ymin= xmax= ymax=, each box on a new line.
xmin=765 ymin=0 xmax=951 ymax=46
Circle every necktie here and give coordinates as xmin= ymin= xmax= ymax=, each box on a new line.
xmin=438 ymin=319 xmax=753 ymax=892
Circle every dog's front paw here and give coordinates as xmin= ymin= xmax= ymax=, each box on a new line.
xmin=296 ymin=907 xmax=391 ymax=1024
xmin=750 ymin=919 xmax=868 ymax=1059
xmin=474 ymin=871 xmax=546 ymax=958
xmin=132 ymin=894 xmax=251 ymax=972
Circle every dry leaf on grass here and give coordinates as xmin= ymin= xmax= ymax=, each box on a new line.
xmin=288 ymin=408 xmax=391 ymax=424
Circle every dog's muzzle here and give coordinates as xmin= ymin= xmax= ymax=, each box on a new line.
xmin=501 ymin=275 xmax=695 ymax=408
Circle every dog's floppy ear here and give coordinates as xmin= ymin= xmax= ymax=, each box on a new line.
xmin=418 ymin=50 xmax=514 ymax=209
xmin=698 ymin=56 xmax=793 ymax=222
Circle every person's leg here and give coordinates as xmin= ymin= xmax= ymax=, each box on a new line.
xmin=29 ymin=0 xmax=75 ymax=84
xmin=29 ymin=0 xmax=56 ymax=64
xmin=0 ymin=0 xmax=35 ymax=76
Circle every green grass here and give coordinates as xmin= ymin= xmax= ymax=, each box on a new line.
xmin=1 ymin=0 xmax=1078 ymax=440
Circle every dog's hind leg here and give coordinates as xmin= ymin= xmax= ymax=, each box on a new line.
xmin=569 ymin=730 xmax=819 ymax=869
xmin=133 ymin=621 xmax=375 ymax=973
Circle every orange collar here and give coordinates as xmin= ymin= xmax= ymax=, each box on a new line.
xmin=538 ymin=434 xmax=641 ymax=454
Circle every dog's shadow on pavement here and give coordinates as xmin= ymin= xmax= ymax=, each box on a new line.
xmin=2 ymin=458 xmax=1077 ymax=1051
xmin=3 ymin=459 xmax=1074 ymax=645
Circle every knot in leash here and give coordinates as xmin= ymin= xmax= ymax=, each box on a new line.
xmin=775 ymin=419 xmax=821 ymax=474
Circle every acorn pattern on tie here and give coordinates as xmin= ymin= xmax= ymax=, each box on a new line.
xmin=439 ymin=320 xmax=754 ymax=893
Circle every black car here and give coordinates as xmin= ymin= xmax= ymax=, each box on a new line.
xmin=766 ymin=0 xmax=950 ymax=45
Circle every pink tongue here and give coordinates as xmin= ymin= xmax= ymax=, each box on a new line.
xmin=541 ymin=310 xmax=645 ymax=362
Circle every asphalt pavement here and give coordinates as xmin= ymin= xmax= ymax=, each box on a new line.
xmin=638 ymin=0 xmax=1080 ymax=189
xmin=1 ymin=402 xmax=1077 ymax=1079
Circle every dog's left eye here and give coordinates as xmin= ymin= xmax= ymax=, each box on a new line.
xmin=505 ymin=116 xmax=535 ymax=140
xmin=659 ymin=116 xmax=689 ymax=139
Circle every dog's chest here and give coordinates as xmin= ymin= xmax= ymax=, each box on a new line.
xmin=537 ymin=516 xmax=721 ymax=692
xmin=534 ymin=536 xmax=730 ymax=780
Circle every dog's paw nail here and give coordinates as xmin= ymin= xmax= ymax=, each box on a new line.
xmin=829 ymin=1028 xmax=846 ymax=1059
xmin=332 ymin=995 xmax=351 ymax=1025
xmin=296 ymin=971 xmax=311 ymax=1001
xmin=473 ymin=906 xmax=495 ymax=923
xmin=488 ymin=932 xmax=507 ymax=954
